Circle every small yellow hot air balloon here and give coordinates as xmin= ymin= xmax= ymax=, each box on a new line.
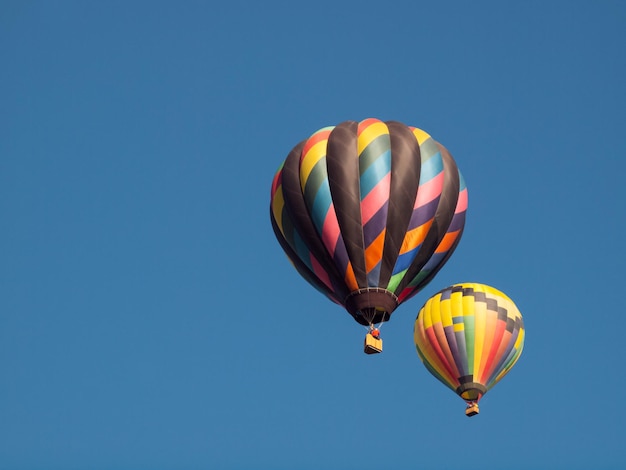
xmin=414 ymin=283 xmax=525 ymax=417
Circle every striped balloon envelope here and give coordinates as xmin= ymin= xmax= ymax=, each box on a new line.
xmin=414 ymin=283 xmax=525 ymax=416
xmin=270 ymin=118 xmax=467 ymax=329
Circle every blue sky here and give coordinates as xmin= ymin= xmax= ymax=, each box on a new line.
xmin=1 ymin=1 xmax=625 ymax=469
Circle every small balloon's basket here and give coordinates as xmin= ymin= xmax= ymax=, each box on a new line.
xmin=465 ymin=403 xmax=479 ymax=417
xmin=364 ymin=333 xmax=383 ymax=354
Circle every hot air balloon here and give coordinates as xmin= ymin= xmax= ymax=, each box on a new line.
xmin=414 ymin=283 xmax=525 ymax=416
xmin=270 ymin=118 xmax=467 ymax=353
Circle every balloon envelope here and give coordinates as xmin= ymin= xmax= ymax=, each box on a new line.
xmin=270 ymin=118 xmax=467 ymax=325
xmin=414 ymin=283 xmax=525 ymax=403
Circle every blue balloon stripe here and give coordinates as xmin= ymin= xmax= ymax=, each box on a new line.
xmin=360 ymin=150 xmax=391 ymax=199
xmin=303 ymin=158 xmax=331 ymax=234
xmin=419 ymin=251 xmax=446 ymax=273
xmin=310 ymin=185 xmax=333 ymax=235
xmin=367 ymin=261 xmax=382 ymax=287
xmin=392 ymin=245 xmax=422 ymax=275
xmin=293 ymin=231 xmax=313 ymax=271
xmin=458 ymin=170 xmax=467 ymax=191
xmin=419 ymin=151 xmax=443 ymax=183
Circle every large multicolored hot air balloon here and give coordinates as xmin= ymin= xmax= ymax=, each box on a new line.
xmin=270 ymin=118 xmax=467 ymax=352
xmin=414 ymin=283 xmax=525 ymax=416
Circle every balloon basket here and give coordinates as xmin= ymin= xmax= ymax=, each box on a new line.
xmin=364 ymin=333 xmax=382 ymax=354
xmin=465 ymin=403 xmax=479 ymax=417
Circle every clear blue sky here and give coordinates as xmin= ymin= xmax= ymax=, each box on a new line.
xmin=1 ymin=1 xmax=625 ymax=469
